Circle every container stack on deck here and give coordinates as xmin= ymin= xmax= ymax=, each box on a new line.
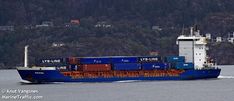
xmin=111 ymin=57 xmax=140 ymax=71
xmin=67 ymin=57 xmax=80 ymax=71
xmin=36 ymin=56 xmax=194 ymax=72
xmin=79 ymin=57 xmax=111 ymax=72
xmin=36 ymin=58 xmax=66 ymax=67
xmin=139 ymin=56 xmax=168 ymax=70
xmin=165 ymin=56 xmax=194 ymax=70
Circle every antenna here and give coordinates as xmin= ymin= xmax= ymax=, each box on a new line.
xmin=24 ymin=45 xmax=29 ymax=67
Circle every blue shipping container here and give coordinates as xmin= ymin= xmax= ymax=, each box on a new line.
xmin=175 ymin=62 xmax=194 ymax=70
xmin=113 ymin=63 xmax=141 ymax=71
xmin=138 ymin=56 xmax=162 ymax=63
xmin=79 ymin=57 xmax=111 ymax=64
xmin=68 ymin=64 xmax=79 ymax=71
xmin=111 ymin=57 xmax=138 ymax=63
xmin=165 ymin=56 xmax=185 ymax=63
xmin=168 ymin=63 xmax=177 ymax=68
xmin=37 ymin=58 xmax=66 ymax=66
xmin=141 ymin=63 xmax=168 ymax=70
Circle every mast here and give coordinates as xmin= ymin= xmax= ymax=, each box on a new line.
xmin=24 ymin=45 xmax=29 ymax=67
xmin=190 ymin=27 xmax=193 ymax=36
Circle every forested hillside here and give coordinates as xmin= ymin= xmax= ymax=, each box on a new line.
xmin=0 ymin=0 xmax=234 ymax=68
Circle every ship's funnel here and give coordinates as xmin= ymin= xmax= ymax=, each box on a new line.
xmin=24 ymin=45 xmax=29 ymax=67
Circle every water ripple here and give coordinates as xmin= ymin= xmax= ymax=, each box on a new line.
xmin=218 ymin=76 xmax=234 ymax=79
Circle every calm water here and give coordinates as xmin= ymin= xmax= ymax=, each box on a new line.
xmin=0 ymin=65 xmax=234 ymax=101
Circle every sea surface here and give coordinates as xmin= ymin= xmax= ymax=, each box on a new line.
xmin=0 ymin=65 xmax=234 ymax=101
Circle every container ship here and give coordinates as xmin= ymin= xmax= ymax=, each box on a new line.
xmin=17 ymin=27 xmax=221 ymax=83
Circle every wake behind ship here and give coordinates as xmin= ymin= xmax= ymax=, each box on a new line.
xmin=17 ymin=27 xmax=221 ymax=83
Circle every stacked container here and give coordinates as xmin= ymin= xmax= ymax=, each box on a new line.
xmin=80 ymin=64 xmax=111 ymax=72
xmin=138 ymin=56 xmax=162 ymax=63
xmin=175 ymin=62 xmax=194 ymax=70
xmin=37 ymin=55 xmax=193 ymax=72
xmin=113 ymin=63 xmax=141 ymax=71
xmin=164 ymin=56 xmax=194 ymax=70
xmin=111 ymin=57 xmax=138 ymax=63
xmin=111 ymin=57 xmax=141 ymax=71
xmin=164 ymin=56 xmax=185 ymax=68
xmin=36 ymin=58 xmax=66 ymax=67
xmin=65 ymin=57 xmax=80 ymax=71
xmin=79 ymin=57 xmax=112 ymax=72
xmin=79 ymin=57 xmax=111 ymax=64
xmin=139 ymin=56 xmax=168 ymax=70
xmin=164 ymin=56 xmax=185 ymax=63
xmin=66 ymin=57 xmax=80 ymax=64
xmin=67 ymin=64 xmax=79 ymax=71
xmin=141 ymin=63 xmax=168 ymax=70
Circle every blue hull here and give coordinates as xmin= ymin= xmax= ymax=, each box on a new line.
xmin=17 ymin=69 xmax=221 ymax=83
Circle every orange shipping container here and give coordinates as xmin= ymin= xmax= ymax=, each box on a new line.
xmin=67 ymin=57 xmax=80 ymax=64
xmin=80 ymin=64 xmax=111 ymax=72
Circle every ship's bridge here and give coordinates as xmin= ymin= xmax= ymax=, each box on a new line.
xmin=177 ymin=28 xmax=208 ymax=69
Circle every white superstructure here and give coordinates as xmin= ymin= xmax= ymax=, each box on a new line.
xmin=177 ymin=27 xmax=208 ymax=69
